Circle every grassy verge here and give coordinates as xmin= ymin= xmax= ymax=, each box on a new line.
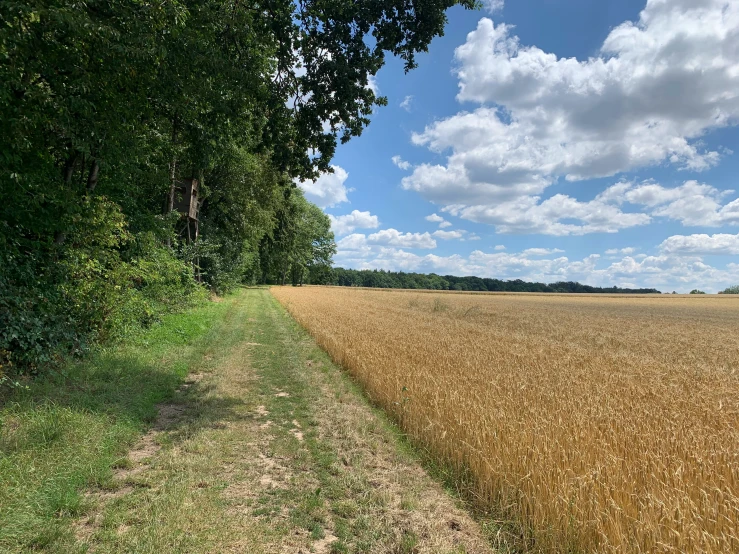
xmin=0 ymin=295 xmax=234 ymax=553
xmin=1 ymin=288 xmax=501 ymax=553
xmin=74 ymin=288 xmax=495 ymax=553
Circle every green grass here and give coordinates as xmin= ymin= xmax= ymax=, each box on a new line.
xmin=1 ymin=288 xmax=506 ymax=553
xmin=250 ymin=290 xmax=499 ymax=553
xmin=0 ymin=296 xmax=233 ymax=553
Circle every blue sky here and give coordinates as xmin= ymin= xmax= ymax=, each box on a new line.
xmin=299 ymin=0 xmax=739 ymax=293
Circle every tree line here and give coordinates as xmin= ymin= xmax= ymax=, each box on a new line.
xmin=0 ymin=0 xmax=474 ymax=379
xmin=328 ymin=268 xmax=662 ymax=294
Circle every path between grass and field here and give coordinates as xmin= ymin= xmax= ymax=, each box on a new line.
xmin=1 ymin=288 xmax=500 ymax=554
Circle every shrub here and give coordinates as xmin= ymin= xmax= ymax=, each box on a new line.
xmin=0 ymin=199 xmax=206 ymax=381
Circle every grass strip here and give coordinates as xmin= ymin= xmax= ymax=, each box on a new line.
xmin=0 ymin=296 xmax=234 ymax=553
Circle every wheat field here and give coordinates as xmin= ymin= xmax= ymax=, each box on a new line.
xmin=271 ymin=286 xmax=739 ymax=554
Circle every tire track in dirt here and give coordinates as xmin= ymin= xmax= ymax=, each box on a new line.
xmin=73 ymin=289 xmax=504 ymax=553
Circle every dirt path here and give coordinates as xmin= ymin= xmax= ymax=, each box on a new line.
xmin=74 ymin=289 xmax=500 ymax=553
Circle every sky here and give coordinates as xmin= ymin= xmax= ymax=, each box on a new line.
xmin=298 ymin=0 xmax=739 ymax=293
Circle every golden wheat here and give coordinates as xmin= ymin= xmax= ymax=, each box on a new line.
xmin=271 ymin=286 xmax=739 ymax=553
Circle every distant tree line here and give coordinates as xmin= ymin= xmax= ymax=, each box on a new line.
xmin=326 ymin=268 xmax=662 ymax=294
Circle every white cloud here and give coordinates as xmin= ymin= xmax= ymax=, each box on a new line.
xmin=367 ymin=75 xmax=379 ymax=95
xmin=414 ymin=179 xmax=739 ymax=236
xmin=400 ymin=95 xmax=414 ymax=111
xmin=482 ymin=0 xmax=504 ymax=14
xmin=404 ymin=1 xmax=739 ymax=229
xmin=334 ymin=245 xmax=739 ymax=293
xmin=440 ymin=182 xmax=652 ymax=235
xmin=523 ymin=248 xmax=565 ymax=256
xmin=392 ymin=156 xmax=412 ymax=171
xmin=335 ymin=233 xmax=370 ymax=251
xmin=329 ymin=210 xmax=380 ymax=235
xmin=425 ymin=212 xmax=454 ymax=228
xmin=659 ymin=232 xmax=739 ymax=255
xmin=467 ymin=233 xmax=482 ymax=241
xmin=298 ymin=165 xmax=350 ymax=208
xmin=361 ymin=228 xmax=437 ymax=249
xmin=605 ymin=247 xmax=637 ymax=255
xmin=433 ymin=229 xmax=467 ymax=240
xmin=624 ymin=181 xmax=739 ymax=226
xmin=494 ymin=245 xmax=506 ymax=250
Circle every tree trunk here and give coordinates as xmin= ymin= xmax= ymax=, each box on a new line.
xmin=280 ymin=262 xmax=288 ymax=286
xmin=167 ymin=155 xmax=177 ymax=213
xmin=62 ymin=151 xmax=78 ymax=184
xmin=79 ymin=153 xmax=86 ymax=186
xmin=55 ymin=150 xmax=79 ymax=247
xmin=167 ymin=117 xmax=179 ymax=214
xmin=86 ymin=159 xmax=99 ymax=193
xmin=165 ymin=117 xmax=179 ymax=248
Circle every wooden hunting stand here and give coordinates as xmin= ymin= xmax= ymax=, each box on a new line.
xmin=173 ymin=178 xmax=200 ymax=244
xmin=173 ymin=177 xmax=202 ymax=281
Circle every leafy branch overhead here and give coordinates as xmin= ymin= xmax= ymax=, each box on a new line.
xmin=0 ymin=0 xmax=473 ymax=376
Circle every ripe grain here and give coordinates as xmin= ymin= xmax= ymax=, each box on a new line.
xmin=271 ymin=287 xmax=739 ymax=554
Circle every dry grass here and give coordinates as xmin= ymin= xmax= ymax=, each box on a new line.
xmin=271 ymin=286 xmax=739 ymax=554
xmin=70 ymin=289 xmax=496 ymax=554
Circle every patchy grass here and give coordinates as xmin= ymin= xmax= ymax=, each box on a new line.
xmin=0 ymin=297 xmax=233 ymax=553
xmin=2 ymin=288 xmax=503 ymax=553
xmin=243 ymin=290 xmax=498 ymax=553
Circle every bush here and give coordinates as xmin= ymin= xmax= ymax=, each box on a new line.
xmin=0 ymin=253 xmax=84 ymax=377
xmin=0 ymin=199 xmax=206 ymax=381
xmin=721 ymin=285 xmax=739 ymax=294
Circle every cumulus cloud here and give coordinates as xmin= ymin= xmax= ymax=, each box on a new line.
xmin=298 ymin=165 xmax=350 ymax=208
xmin=494 ymin=245 xmax=506 ymax=250
xmin=433 ymin=229 xmax=467 ymax=240
xmin=400 ymin=95 xmax=414 ymax=111
xmin=425 ymin=212 xmax=454 ymax=228
xmin=425 ymin=180 xmax=739 ymax=235
xmin=339 ymin=229 xmax=437 ymax=249
xmin=368 ymin=229 xmax=436 ymax=249
xmin=523 ymin=248 xmax=564 ymax=256
xmin=440 ymin=182 xmax=652 ymax=235
xmin=329 ymin=210 xmax=380 ymax=235
xmin=605 ymin=247 xmax=637 ymax=255
xmin=659 ymin=232 xmax=739 ymax=255
xmin=392 ymin=156 xmax=412 ymax=171
xmin=404 ymin=1 xmax=739 ymax=231
xmin=624 ymin=181 xmax=739 ymax=226
xmin=334 ymin=244 xmax=739 ymax=293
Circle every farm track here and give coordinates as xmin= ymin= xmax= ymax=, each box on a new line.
xmin=73 ymin=288 xmax=498 ymax=553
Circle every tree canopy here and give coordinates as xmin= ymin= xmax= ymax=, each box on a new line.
xmin=0 ymin=0 xmax=475 ymax=378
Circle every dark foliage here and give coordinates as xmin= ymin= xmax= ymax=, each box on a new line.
xmin=1 ymin=0 xmax=473 ymax=379
xmin=330 ymin=268 xmax=662 ymax=294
